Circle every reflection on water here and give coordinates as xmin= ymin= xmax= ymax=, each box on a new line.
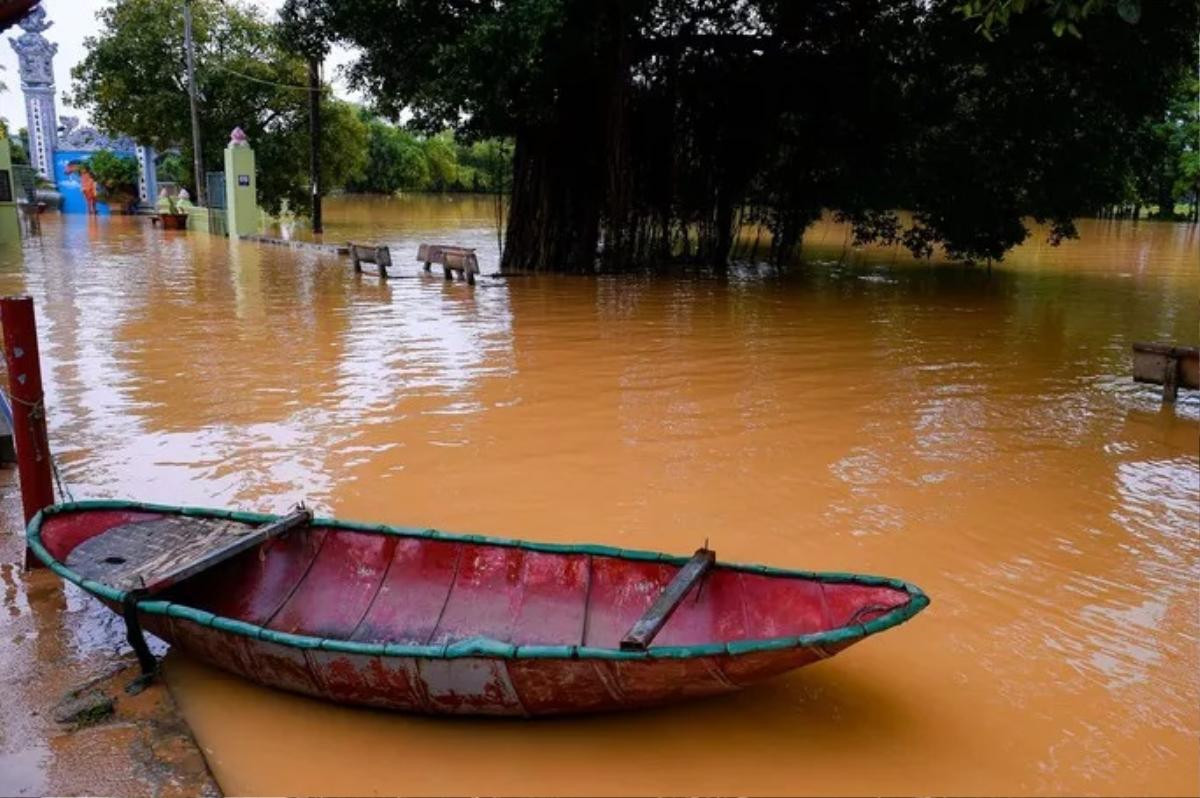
xmin=0 ymin=198 xmax=1196 ymax=795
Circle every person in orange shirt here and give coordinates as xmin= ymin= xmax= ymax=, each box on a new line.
xmin=66 ymin=162 xmax=99 ymax=215
xmin=80 ymin=169 xmax=97 ymax=215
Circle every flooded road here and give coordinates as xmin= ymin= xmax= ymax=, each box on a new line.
xmin=1 ymin=196 xmax=1196 ymax=795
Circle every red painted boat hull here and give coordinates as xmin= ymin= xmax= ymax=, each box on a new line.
xmin=138 ymin=614 xmax=845 ymax=715
xmin=30 ymin=501 xmax=929 ymax=716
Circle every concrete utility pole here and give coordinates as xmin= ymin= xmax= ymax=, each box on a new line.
xmin=183 ymin=0 xmax=206 ymax=205
xmin=308 ymin=56 xmax=322 ymax=233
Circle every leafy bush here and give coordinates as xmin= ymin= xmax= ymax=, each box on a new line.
xmin=156 ymin=152 xmax=191 ymax=188
xmin=85 ymin=150 xmax=139 ymax=196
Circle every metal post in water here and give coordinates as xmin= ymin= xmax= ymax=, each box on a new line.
xmin=0 ymin=296 xmax=55 ymax=568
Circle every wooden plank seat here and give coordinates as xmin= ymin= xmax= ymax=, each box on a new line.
xmin=417 ymin=243 xmax=479 ymax=285
xmin=64 ymin=508 xmax=311 ymax=595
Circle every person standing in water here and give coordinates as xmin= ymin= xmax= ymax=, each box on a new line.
xmin=65 ymin=162 xmax=100 ymax=214
xmin=80 ymin=168 xmax=98 ymax=215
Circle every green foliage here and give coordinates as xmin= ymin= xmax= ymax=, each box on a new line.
xmin=421 ymin=133 xmax=459 ymax=192
xmin=319 ymin=99 xmax=369 ymax=190
xmin=8 ymin=132 xmax=28 ymax=165
xmin=318 ymin=0 xmax=1196 ymax=271
xmin=85 ymin=150 xmax=140 ymax=196
xmin=347 ymin=114 xmax=512 ymax=195
xmin=959 ymin=0 xmax=1141 ymax=38
xmin=1131 ymin=75 xmax=1200 ymax=219
xmin=460 ymin=139 xmax=514 ymax=194
xmin=156 ymin=152 xmax=191 ymax=187
xmin=349 ymin=116 xmax=428 ymax=193
xmin=1164 ymin=76 xmax=1200 ymax=215
xmin=254 ymin=95 xmax=368 ymax=211
xmin=69 ymin=0 xmax=367 ymax=215
xmin=279 ymin=0 xmax=332 ymax=59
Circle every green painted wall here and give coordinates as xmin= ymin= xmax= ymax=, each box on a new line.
xmin=186 ymin=206 xmax=227 ymax=236
xmin=0 ymin=140 xmax=22 ymax=245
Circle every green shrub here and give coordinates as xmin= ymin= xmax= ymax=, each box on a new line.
xmin=85 ymin=150 xmax=139 ymax=196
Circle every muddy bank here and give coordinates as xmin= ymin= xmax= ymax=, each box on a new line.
xmin=0 ymin=468 xmax=219 ymax=797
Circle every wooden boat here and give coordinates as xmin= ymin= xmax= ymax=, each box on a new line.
xmin=29 ymin=500 xmax=929 ymax=716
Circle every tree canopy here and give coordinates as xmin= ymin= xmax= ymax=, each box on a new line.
xmin=69 ymin=0 xmax=367 ymax=213
xmin=310 ymin=0 xmax=1197 ymax=272
xmin=346 ymin=114 xmax=512 ymax=195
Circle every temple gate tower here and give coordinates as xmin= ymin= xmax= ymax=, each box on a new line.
xmin=9 ymin=6 xmax=57 ymax=181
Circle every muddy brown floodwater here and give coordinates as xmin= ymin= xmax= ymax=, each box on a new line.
xmin=0 ymin=196 xmax=1196 ymax=795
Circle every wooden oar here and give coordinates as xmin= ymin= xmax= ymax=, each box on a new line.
xmin=620 ymin=547 xmax=715 ymax=651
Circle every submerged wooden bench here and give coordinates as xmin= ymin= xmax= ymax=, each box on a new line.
xmin=417 ymin=243 xmax=479 ymax=285
xmin=349 ymin=243 xmax=393 ymax=277
xmin=1132 ymin=342 xmax=1199 ymax=403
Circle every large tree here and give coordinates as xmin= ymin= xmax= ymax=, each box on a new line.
xmin=311 ymin=0 xmax=1195 ymax=272
xmin=69 ymin=0 xmax=366 ymax=214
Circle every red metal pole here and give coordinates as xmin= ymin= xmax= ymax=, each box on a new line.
xmin=1 ymin=296 xmax=55 ymax=568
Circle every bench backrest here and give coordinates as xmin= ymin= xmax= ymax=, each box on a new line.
xmin=417 ymin=243 xmax=478 ymax=272
xmin=349 ymin=243 xmax=392 ymax=267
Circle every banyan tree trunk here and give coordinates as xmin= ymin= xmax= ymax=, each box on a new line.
xmin=500 ymin=0 xmax=635 ymax=275
xmin=598 ymin=2 xmax=635 ymax=273
xmin=501 ymin=126 xmax=603 ymax=274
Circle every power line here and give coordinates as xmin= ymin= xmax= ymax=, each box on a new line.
xmin=207 ymin=62 xmax=330 ymax=94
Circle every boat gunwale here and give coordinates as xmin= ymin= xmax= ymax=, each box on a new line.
xmin=28 ymin=499 xmax=930 ymax=661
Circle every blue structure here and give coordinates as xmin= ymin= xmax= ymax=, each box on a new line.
xmin=53 ymin=150 xmax=105 ymax=215
xmin=51 ymin=150 xmax=90 ymax=215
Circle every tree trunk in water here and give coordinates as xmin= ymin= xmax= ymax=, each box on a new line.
xmin=713 ymin=188 xmax=735 ymax=268
xmin=501 ymin=126 xmax=602 ymax=274
xmin=599 ymin=1 xmax=635 ymax=273
xmin=500 ymin=0 xmax=632 ymax=274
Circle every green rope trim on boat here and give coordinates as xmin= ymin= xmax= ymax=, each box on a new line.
xmin=210 ymin=616 xmax=266 ymax=638
xmin=28 ymin=499 xmax=931 ymax=662
xmin=260 ymin=628 xmax=323 ymax=650
xmin=319 ymin=637 xmax=386 ymax=656
xmin=445 ymin=637 xmax=517 ymax=658
xmin=166 ymin=603 xmax=215 ymax=626
xmin=508 ymin=644 xmax=575 ymax=659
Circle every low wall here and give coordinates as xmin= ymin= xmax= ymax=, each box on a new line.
xmin=186 ymin=207 xmax=227 ymax=236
